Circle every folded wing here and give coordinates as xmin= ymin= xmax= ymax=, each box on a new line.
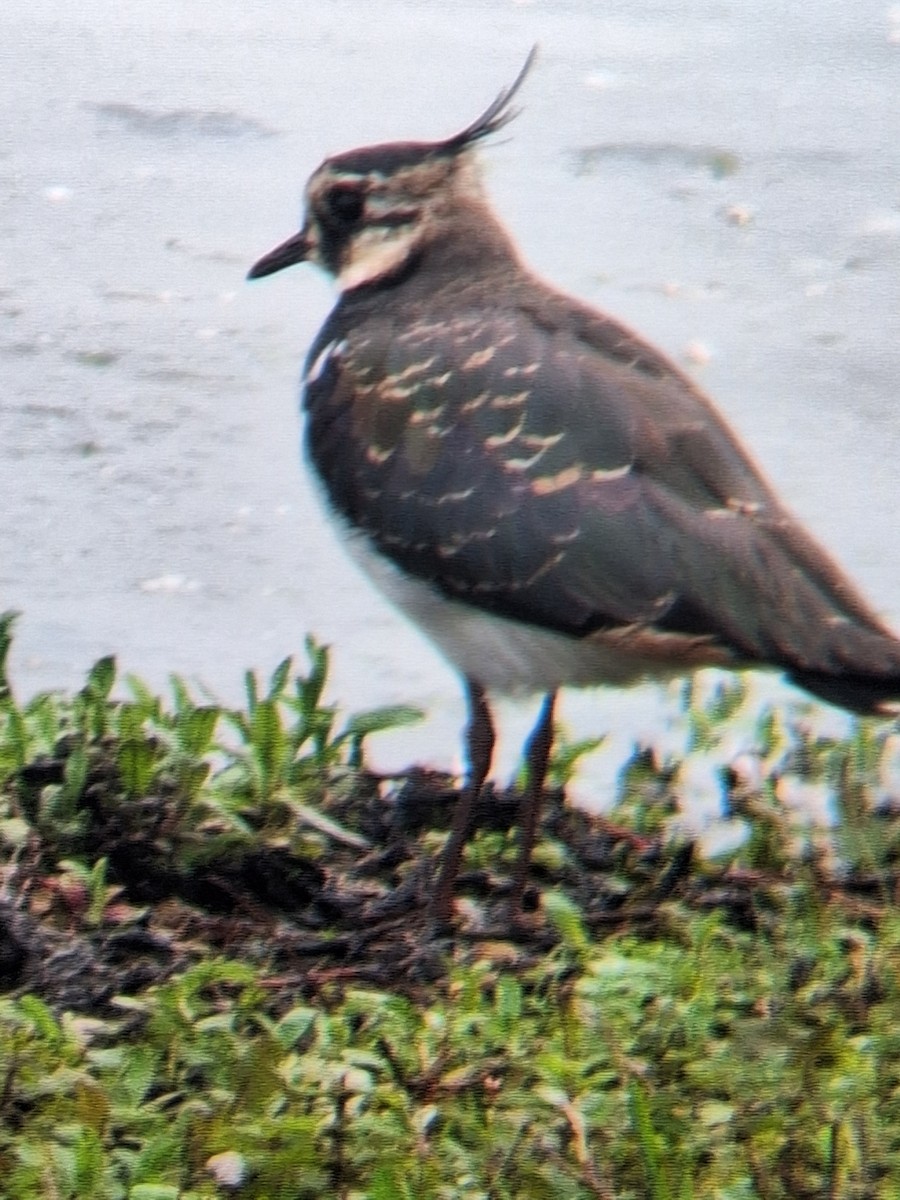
xmin=304 ymin=293 xmax=900 ymax=712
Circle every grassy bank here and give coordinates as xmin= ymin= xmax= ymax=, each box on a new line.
xmin=1 ymin=611 xmax=899 ymax=1199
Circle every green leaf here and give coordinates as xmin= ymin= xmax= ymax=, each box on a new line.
xmin=83 ymin=655 xmax=117 ymax=701
xmin=338 ymin=704 xmax=423 ymax=768
xmin=630 ymin=1080 xmax=671 ymax=1200
xmin=175 ymin=705 xmax=219 ymax=757
xmin=178 ymin=760 xmax=211 ymax=797
xmin=126 ymin=673 xmax=159 ymax=710
xmin=302 ymin=636 xmax=329 ymax=710
xmin=0 ymin=816 xmax=31 ymax=847
xmin=249 ymin=698 xmax=285 ymax=778
xmin=267 ymin=655 xmax=293 ymax=700
xmin=0 ymin=702 xmax=28 ymax=776
xmin=542 ymin=890 xmax=590 ymax=954
xmin=17 ymin=994 xmax=63 ymax=1044
xmin=368 ymin=1164 xmax=411 ymax=1200
xmin=86 ymin=857 xmax=110 ymax=926
xmin=340 ymin=704 xmax=423 ymax=740
xmin=494 ymin=975 xmax=523 ymax=1024
xmin=114 ymin=1045 xmax=159 ymax=1108
xmin=73 ymin=1125 xmax=105 ymax=1195
xmin=548 ymin=733 xmax=605 ymax=787
xmin=62 ymin=745 xmax=89 ymax=804
xmin=0 ymin=608 xmax=19 ymax=702
xmin=118 ymin=739 xmax=159 ymax=797
xmin=273 ymin=1005 xmax=318 ymax=1050
xmin=117 ymin=702 xmax=145 ymax=742
xmin=244 ymin=667 xmax=259 ymax=715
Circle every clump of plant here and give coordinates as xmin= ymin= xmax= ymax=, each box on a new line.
xmin=3 ymin=611 xmax=900 ymax=1196
xmin=0 ymin=611 xmax=421 ymax=929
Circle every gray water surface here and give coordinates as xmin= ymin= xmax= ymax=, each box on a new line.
xmin=3 ymin=0 xmax=899 ymax=799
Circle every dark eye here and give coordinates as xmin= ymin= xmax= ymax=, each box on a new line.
xmin=324 ymin=185 xmax=365 ymax=225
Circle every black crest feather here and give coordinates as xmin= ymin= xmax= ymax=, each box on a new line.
xmin=324 ymin=47 xmax=538 ymax=178
xmin=438 ymin=46 xmax=538 ymax=155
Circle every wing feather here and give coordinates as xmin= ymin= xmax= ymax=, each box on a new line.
xmin=303 ymin=295 xmax=900 ymax=690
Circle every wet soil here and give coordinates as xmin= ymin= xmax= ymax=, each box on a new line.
xmin=0 ymin=754 xmax=891 ymax=1018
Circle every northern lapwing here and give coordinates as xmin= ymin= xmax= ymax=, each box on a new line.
xmin=249 ymin=50 xmax=900 ymax=923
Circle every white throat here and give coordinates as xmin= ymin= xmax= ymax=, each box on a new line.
xmin=337 ymin=225 xmax=417 ymax=291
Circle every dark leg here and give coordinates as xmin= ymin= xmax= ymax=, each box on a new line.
xmin=509 ymin=690 xmax=557 ymax=918
xmin=429 ymin=678 xmax=495 ymax=925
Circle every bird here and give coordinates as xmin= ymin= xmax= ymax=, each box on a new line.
xmin=248 ymin=49 xmax=900 ymax=924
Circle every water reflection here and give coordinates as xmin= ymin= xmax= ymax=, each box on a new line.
xmin=2 ymin=0 xmax=898 ymax=798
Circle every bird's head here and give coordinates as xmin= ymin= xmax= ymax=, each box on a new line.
xmin=248 ymin=48 xmax=536 ymax=293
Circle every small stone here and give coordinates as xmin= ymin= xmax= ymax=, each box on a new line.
xmin=206 ymin=1150 xmax=247 ymax=1188
xmin=683 ymin=339 xmax=712 ymax=367
xmin=722 ymin=204 xmax=753 ymax=226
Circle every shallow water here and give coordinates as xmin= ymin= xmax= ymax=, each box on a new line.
xmin=3 ymin=0 xmax=899 ymax=801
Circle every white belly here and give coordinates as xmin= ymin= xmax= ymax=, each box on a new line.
xmin=341 ymin=526 xmax=702 ymax=695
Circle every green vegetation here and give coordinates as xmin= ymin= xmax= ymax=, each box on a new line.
xmin=1 ymin=609 xmax=899 ymax=1199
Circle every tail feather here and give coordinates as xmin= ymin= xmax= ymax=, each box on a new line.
xmin=655 ymin=492 xmax=900 ymax=715
xmin=788 ymin=667 xmax=900 ymax=716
